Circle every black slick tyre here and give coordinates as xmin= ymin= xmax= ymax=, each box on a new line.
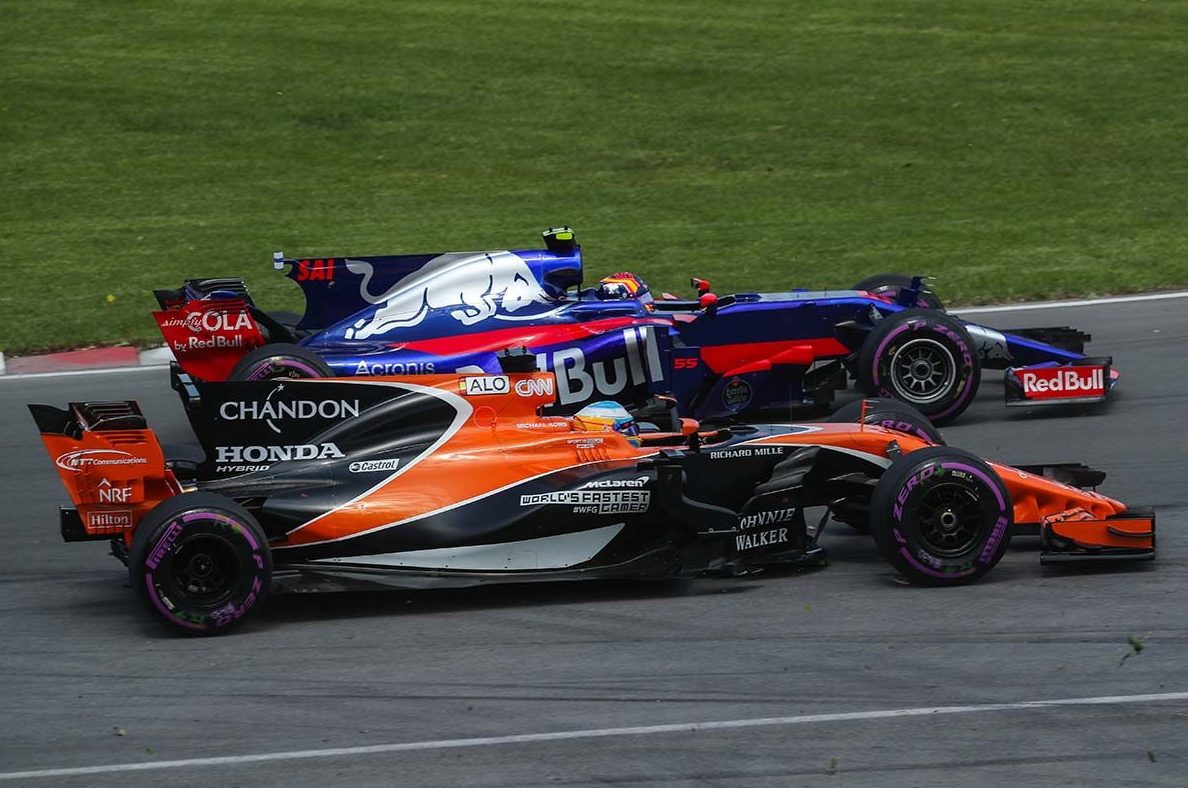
xmin=826 ymin=399 xmax=941 ymax=534
xmin=869 ymin=447 xmax=1012 ymax=586
xmin=856 ymin=309 xmax=980 ymax=425
xmin=228 ymin=342 xmax=332 ymax=382
xmin=829 ymin=398 xmax=944 ymax=446
xmin=129 ymin=492 xmax=272 ymax=635
xmin=853 ymin=273 xmax=945 ymax=311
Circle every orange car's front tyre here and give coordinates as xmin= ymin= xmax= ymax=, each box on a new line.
xmin=869 ymin=447 xmax=1012 ymax=586
xmin=129 ymin=492 xmax=272 ymax=636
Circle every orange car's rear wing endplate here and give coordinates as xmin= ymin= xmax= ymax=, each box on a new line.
xmin=29 ymin=401 xmax=179 ymax=543
xmin=1040 ymin=506 xmax=1155 ymax=564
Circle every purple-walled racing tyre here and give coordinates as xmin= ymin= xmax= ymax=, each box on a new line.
xmin=228 ymin=342 xmax=332 ymax=382
xmin=869 ymin=447 xmax=1012 ymax=586
xmin=853 ymin=273 xmax=945 ymax=311
xmin=129 ymin=492 xmax=272 ymax=635
xmin=829 ymin=398 xmax=944 ymax=446
xmin=827 ymin=399 xmax=943 ymax=533
xmin=856 ymin=309 xmax=980 ymax=425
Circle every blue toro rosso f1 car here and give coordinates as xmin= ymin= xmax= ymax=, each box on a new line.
xmin=153 ymin=228 xmax=1118 ymax=425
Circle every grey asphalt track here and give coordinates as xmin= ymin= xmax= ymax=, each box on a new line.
xmin=1 ymin=297 xmax=1186 ymax=786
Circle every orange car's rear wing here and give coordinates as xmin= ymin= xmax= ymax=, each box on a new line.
xmin=28 ymin=401 xmax=180 ymax=542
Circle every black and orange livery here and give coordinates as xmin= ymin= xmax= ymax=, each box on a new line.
xmin=31 ymin=370 xmax=1153 ymax=634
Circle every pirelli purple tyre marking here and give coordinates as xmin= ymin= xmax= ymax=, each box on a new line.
xmin=872 ymin=319 xmax=976 ymax=422
xmin=246 ymin=364 xmax=270 ymax=381
xmin=944 ymin=461 xmax=1010 ymax=564
xmin=943 ymin=462 xmax=1006 ymax=510
xmin=891 ymin=460 xmax=1009 ymax=580
xmin=142 ymin=510 xmax=266 ymax=631
xmin=871 ymin=418 xmax=932 ymax=443
xmin=144 ymin=574 xmax=204 ymax=631
xmin=872 ymin=321 xmax=918 ymax=383
xmin=927 ymin=327 xmax=977 ymax=422
xmin=892 ymin=530 xmax=954 ymax=580
xmin=144 ymin=522 xmax=182 ymax=570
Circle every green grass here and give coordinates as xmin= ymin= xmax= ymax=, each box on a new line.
xmin=2 ymin=0 xmax=1187 ymax=353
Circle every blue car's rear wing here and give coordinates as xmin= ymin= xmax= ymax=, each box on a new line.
xmin=274 ymin=228 xmax=583 ymax=332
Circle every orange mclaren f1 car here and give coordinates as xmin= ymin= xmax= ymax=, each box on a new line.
xmin=30 ymin=362 xmax=1154 ymax=634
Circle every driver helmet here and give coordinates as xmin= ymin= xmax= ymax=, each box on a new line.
xmin=572 ymin=400 xmax=641 ymax=446
xmin=596 ymin=272 xmax=651 ymax=303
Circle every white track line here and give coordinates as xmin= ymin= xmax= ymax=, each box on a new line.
xmin=2 ymin=691 xmax=1186 ymax=781
xmin=956 ymin=290 xmax=1188 ymax=315
xmin=0 ymin=363 xmax=168 ymax=383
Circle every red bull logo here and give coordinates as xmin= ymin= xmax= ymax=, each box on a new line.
xmin=344 ymin=251 xmax=561 ymax=339
xmin=1020 ymin=367 xmax=1106 ymax=399
xmin=537 ymin=327 xmax=666 ymax=405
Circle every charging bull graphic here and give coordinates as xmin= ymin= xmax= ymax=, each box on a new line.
xmin=344 ymin=251 xmax=562 ymax=339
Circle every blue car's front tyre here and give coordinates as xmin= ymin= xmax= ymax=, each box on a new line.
xmin=856 ymin=309 xmax=980 ymax=425
xmin=228 ymin=343 xmax=332 ymax=382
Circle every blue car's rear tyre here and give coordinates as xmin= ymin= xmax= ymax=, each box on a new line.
xmin=228 ymin=343 xmax=332 ymax=382
xmin=129 ymin=492 xmax=271 ymax=635
xmin=869 ymin=447 xmax=1012 ymax=585
xmin=856 ymin=309 xmax=980 ymax=425
xmin=853 ymin=273 xmax=945 ymax=311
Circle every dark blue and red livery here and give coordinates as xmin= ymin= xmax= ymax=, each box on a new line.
xmin=152 ymin=228 xmax=1118 ymax=424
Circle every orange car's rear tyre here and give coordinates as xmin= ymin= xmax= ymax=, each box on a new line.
xmin=129 ymin=492 xmax=271 ymax=635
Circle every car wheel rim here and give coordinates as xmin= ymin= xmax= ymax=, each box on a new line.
xmin=915 ymin=482 xmax=983 ymax=556
xmin=168 ymin=534 xmax=238 ymax=607
xmin=888 ymin=338 xmax=957 ymax=405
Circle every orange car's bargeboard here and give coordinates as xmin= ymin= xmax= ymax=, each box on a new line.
xmin=31 ymin=369 xmax=1154 ymax=635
